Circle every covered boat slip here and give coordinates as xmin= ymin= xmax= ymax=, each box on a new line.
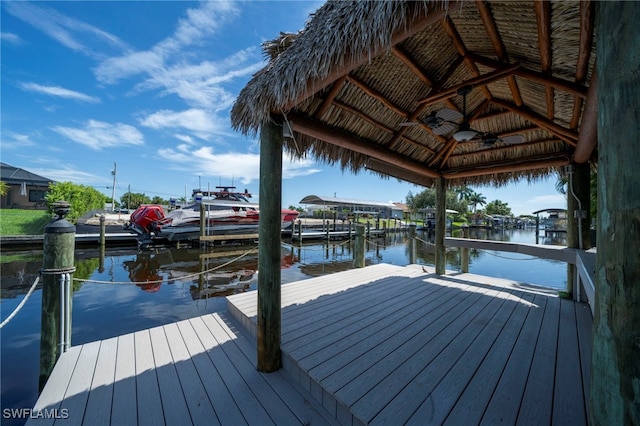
xmin=227 ymin=263 xmax=592 ymax=425
xmin=29 ymin=263 xmax=591 ymax=425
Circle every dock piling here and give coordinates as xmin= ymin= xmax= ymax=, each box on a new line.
xmin=39 ymin=201 xmax=75 ymax=391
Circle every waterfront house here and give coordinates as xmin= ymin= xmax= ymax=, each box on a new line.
xmin=0 ymin=163 xmax=55 ymax=209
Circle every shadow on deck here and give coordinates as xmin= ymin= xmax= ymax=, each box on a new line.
xmin=228 ymin=263 xmax=592 ymax=426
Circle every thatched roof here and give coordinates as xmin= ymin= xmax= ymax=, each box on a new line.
xmin=231 ymin=0 xmax=596 ymax=187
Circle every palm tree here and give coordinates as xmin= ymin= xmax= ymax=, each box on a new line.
xmin=454 ymin=186 xmax=474 ymax=202
xmin=468 ymin=192 xmax=486 ymax=213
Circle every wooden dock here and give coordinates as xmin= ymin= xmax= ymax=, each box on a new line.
xmin=228 ymin=264 xmax=592 ymax=425
xmin=30 ymin=264 xmax=592 ymax=425
xmin=28 ymin=313 xmax=335 ymax=425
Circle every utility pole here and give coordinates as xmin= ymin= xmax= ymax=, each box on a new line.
xmin=111 ymin=162 xmax=116 ymax=212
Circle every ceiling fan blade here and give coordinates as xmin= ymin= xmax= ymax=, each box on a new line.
xmin=436 ymin=108 xmax=463 ymax=123
xmin=500 ymin=134 xmax=525 ymax=144
xmin=432 ymin=122 xmax=458 ymax=136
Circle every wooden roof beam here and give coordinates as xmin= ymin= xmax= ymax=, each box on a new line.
xmin=281 ymin=7 xmax=447 ymax=111
xmin=573 ymin=69 xmax=597 ymax=163
xmin=570 ymin=0 xmax=595 ymax=129
xmin=443 ymin=157 xmax=570 ymax=179
xmin=448 ymin=138 xmax=562 ymax=161
xmin=329 ymin=100 xmax=436 ymax=156
xmin=314 ymin=75 xmax=348 ymax=120
xmin=467 ymin=52 xmax=588 ymax=98
xmin=475 ymin=0 xmax=523 ymax=106
xmin=388 ymin=56 xmax=465 ymax=150
xmin=441 ymin=16 xmax=493 ymax=100
xmin=346 ymin=75 xmax=408 ymax=118
xmin=286 ymin=112 xmax=441 ymax=179
xmin=417 ymin=63 xmax=521 ymax=106
xmin=534 ymin=0 xmax=554 ymax=119
xmin=490 ymin=98 xmax=578 ymax=146
xmin=391 ymin=46 xmax=434 ymax=86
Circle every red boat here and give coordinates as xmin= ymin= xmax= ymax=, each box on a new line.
xmin=125 ymin=186 xmax=298 ymax=244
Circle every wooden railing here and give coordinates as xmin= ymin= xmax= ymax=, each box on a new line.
xmin=444 ymin=237 xmax=596 ymax=315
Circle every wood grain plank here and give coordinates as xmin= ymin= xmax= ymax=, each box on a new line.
xmin=195 ymin=315 xmax=274 ymax=425
xmin=185 ymin=317 xmax=247 ymax=425
xmin=206 ymin=314 xmax=302 ymax=426
xmin=355 ymin=288 xmax=513 ymax=424
xmin=516 ymin=296 xmax=560 ymax=425
xmin=57 ymin=341 xmax=101 ymax=426
xmin=301 ymin=281 xmax=454 ymax=375
xmin=220 ymin=313 xmax=333 ymax=426
xmin=134 ymin=330 xmax=165 ymax=426
xmin=479 ymin=294 xmax=548 ymax=425
xmin=282 ymin=275 xmax=423 ymax=340
xmin=344 ymin=286 xmax=501 ymax=418
xmin=111 ymin=333 xmax=137 ymax=426
xmin=552 ymin=298 xmax=587 ymax=424
xmin=27 ymin=346 xmax=81 ymax=426
xmin=83 ymin=337 xmax=118 ymax=426
xmin=322 ymin=281 xmax=489 ymax=396
xmin=148 ymin=326 xmax=193 ymax=426
xmin=284 ymin=277 xmax=435 ymax=358
xmin=163 ymin=322 xmax=218 ymax=426
xmin=436 ymin=292 xmax=534 ymax=425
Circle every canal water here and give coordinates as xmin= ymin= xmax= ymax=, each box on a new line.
xmin=0 ymin=227 xmax=566 ymax=424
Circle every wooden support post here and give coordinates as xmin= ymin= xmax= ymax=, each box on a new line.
xmin=257 ymin=120 xmax=283 ymax=372
xmin=297 ymin=219 xmax=302 ymax=243
xmin=461 ymin=225 xmax=469 ymax=273
xmin=566 ymin=162 xmax=591 ymax=296
xmin=39 ymin=201 xmax=75 ymax=391
xmin=591 ymin=2 xmax=640 ymax=423
xmin=99 ymin=214 xmax=106 ymax=247
xmin=348 ymin=221 xmax=352 ymax=240
xmin=200 ymin=202 xmax=206 ymax=242
xmin=326 ymin=220 xmax=330 ymax=240
xmin=408 ymin=224 xmax=416 ymax=264
xmin=354 ymin=224 xmax=365 ymax=268
xmin=435 ymin=177 xmax=446 ymax=275
xmin=99 ymin=215 xmax=105 ymax=273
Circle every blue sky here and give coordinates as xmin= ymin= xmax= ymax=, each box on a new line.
xmin=1 ymin=1 xmax=566 ymax=216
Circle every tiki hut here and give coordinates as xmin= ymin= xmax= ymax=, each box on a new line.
xmin=231 ymin=0 xmax=596 ymax=188
xmin=231 ymin=2 xmax=640 ymax=423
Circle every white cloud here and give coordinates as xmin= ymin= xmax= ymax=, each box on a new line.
xmin=94 ymin=50 xmax=164 ymax=84
xmin=20 ymin=82 xmax=100 ymax=103
xmin=51 ymin=120 xmax=144 ymax=150
xmin=1 ymin=32 xmax=23 ymax=44
xmin=3 ymin=2 xmax=127 ymax=58
xmin=92 ymin=2 xmax=256 ymax=111
xmin=28 ymin=166 xmax=104 ymax=184
xmin=528 ymin=194 xmax=566 ymax=207
xmin=0 ymin=131 xmax=37 ymax=149
xmin=157 ymin=145 xmax=321 ymax=184
xmin=139 ymin=109 xmax=226 ymax=141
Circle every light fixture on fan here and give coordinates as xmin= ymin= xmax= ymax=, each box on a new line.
xmin=399 ymin=84 xmax=524 ymax=146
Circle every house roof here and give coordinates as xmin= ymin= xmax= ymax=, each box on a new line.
xmin=0 ymin=162 xmax=55 ymax=186
xmin=231 ymin=1 xmax=596 ymax=188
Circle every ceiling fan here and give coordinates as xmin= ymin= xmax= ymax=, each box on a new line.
xmin=400 ymin=85 xmax=524 ymax=146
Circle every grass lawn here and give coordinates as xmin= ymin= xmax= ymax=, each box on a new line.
xmin=0 ymin=209 xmax=52 ymax=236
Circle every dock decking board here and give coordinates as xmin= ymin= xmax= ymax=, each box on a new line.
xmin=29 ymin=312 xmax=335 ymax=425
xmin=227 ymin=264 xmax=592 ymax=426
xmin=32 ymin=264 xmax=591 ymax=425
